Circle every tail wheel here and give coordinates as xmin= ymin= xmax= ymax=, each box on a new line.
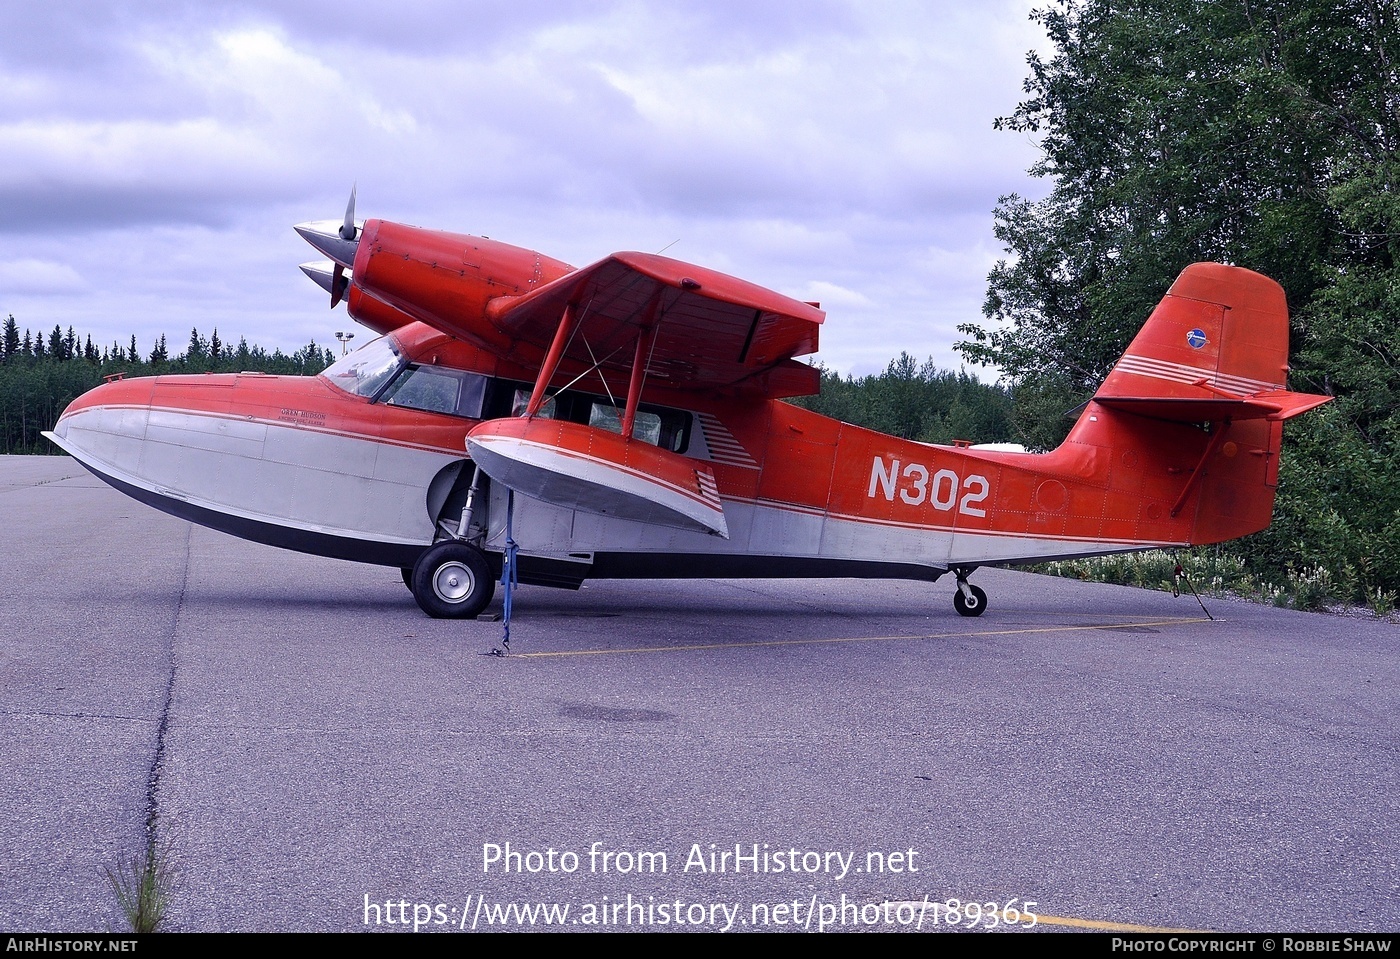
xmin=953 ymin=583 xmax=988 ymax=617
xmin=410 ymin=541 xmax=495 ymax=619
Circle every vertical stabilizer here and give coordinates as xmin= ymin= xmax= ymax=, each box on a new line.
xmin=1056 ymin=263 xmax=1330 ymax=545
xmin=1091 ymin=263 xmax=1329 ymax=422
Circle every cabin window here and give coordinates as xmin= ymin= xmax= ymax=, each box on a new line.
xmin=379 ymin=366 xmax=489 ymax=418
xmin=589 ymin=403 xmax=663 ymax=447
xmin=320 ymin=336 xmax=402 ymax=399
xmin=498 ymin=382 xmax=689 ymax=452
xmin=458 ymin=374 xmax=488 ymax=418
xmin=510 ymin=389 xmax=557 ymax=420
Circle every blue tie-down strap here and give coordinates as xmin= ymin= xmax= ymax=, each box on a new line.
xmin=501 ymin=488 xmax=519 ymax=651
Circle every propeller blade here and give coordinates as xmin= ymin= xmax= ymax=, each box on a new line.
xmin=296 ymin=186 xmax=360 ymax=301
xmin=331 ymin=263 xmax=347 ymax=308
xmin=339 ymin=184 xmax=357 ymax=242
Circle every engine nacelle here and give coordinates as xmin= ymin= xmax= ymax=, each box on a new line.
xmin=351 ymin=220 xmax=574 ymax=356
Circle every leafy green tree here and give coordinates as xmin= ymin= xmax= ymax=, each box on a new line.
xmin=961 ymin=0 xmax=1400 ymax=596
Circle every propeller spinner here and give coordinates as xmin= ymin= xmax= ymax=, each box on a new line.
xmin=298 ymin=260 xmax=350 ymax=304
xmin=294 ymin=186 xmax=361 ymax=307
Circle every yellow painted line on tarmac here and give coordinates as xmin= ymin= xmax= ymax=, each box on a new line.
xmin=1029 ymin=912 xmax=1205 ymax=933
xmin=510 ymin=617 xmax=1212 ymax=659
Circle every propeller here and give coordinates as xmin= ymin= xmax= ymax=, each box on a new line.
xmin=294 ymin=185 xmax=361 ymax=308
xmin=330 ymin=185 xmax=356 ymax=306
xmin=299 ymin=261 xmax=350 ymax=305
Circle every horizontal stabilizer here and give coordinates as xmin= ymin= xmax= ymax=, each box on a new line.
xmin=1096 ymin=388 xmax=1332 ymax=423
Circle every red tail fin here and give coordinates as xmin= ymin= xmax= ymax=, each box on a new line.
xmin=1056 ymin=263 xmax=1331 ymax=545
xmin=1093 ymin=262 xmax=1329 ymax=421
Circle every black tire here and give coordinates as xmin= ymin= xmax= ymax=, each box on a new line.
xmin=410 ymin=541 xmax=495 ymax=619
xmin=953 ymin=583 xmax=988 ymax=617
xmin=400 ymin=568 xmax=413 ymax=590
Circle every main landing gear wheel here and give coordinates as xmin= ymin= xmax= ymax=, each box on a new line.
xmin=410 ymin=541 xmax=495 ymax=619
xmin=400 ymin=568 xmax=413 ymax=590
xmin=953 ymin=582 xmax=988 ymax=617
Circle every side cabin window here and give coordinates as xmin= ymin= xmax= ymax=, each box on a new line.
xmin=503 ymin=385 xmax=687 ymax=453
xmin=509 ymin=389 xmax=556 ymax=420
xmin=379 ymin=365 xmax=488 ymax=418
xmin=588 ymin=403 xmax=663 ymax=448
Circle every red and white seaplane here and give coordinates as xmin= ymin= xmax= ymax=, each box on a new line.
xmin=46 ymin=192 xmax=1331 ymax=620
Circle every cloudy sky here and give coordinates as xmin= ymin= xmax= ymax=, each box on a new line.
xmin=1 ymin=1 xmax=1049 ymax=376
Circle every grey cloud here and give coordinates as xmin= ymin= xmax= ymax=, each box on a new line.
xmin=0 ymin=184 xmax=297 ymax=235
xmin=0 ymin=0 xmax=1048 ymax=368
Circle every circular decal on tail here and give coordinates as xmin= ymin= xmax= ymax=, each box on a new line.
xmin=1186 ymin=328 xmax=1207 ymax=349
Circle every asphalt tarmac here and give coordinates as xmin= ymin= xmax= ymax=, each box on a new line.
xmin=1 ymin=455 xmax=1397 ymax=934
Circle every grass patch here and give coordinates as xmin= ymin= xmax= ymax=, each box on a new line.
xmin=104 ymin=837 xmax=177 ymax=933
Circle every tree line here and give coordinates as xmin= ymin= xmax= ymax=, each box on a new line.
xmin=0 ymin=312 xmax=1014 ymax=454
xmin=791 ymin=353 xmax=1014 ymax=446
xmin=0 ymin=316 xmax=334 ymax=454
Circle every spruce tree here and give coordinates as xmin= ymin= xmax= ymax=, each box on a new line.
xmin=2 ymin=315 xmax=18 ymax=363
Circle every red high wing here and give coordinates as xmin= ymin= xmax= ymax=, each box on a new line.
xmin=485 ymin=252 xmax=825 ymax=397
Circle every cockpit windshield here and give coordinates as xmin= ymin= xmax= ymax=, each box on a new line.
xmin=319 ymin=336 xmax=402 ymax=399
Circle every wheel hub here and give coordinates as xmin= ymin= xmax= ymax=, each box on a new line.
xmin=433 ymin=562 xmax=474 ymax=603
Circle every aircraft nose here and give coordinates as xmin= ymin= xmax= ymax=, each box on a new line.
xmin=57 ymin=375 xmax=156 ymax=425
xmin=46 ymin=375 xmax=157 ymax=468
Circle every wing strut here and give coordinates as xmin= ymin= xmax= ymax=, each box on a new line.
xmin=525 ymin=300 xmax=581 ymax=417
xmin=621 ymin=290 xmax=664 ymax=439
